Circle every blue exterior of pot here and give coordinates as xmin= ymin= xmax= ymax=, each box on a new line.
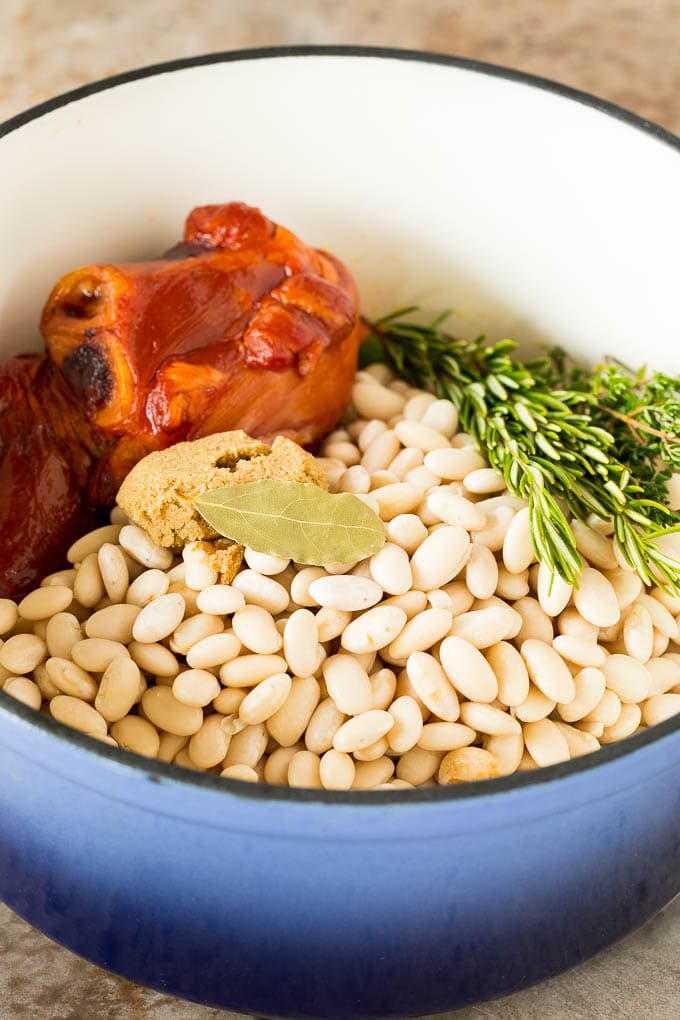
xmin=1 ymin=695 xmax=679 ymax=1019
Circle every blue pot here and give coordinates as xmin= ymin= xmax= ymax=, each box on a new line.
xmin=1 ymin=696 xmax=679 ymax=1018
xmin=2 ymin=46 xmax=680 ymax=1018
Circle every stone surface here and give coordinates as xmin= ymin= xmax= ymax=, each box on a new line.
xmin=1 ymin=1 xmax=679 ymax=1018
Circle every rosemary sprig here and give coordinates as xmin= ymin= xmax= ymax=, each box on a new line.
xmin=362 ymin=307 xmax=680 ymax=593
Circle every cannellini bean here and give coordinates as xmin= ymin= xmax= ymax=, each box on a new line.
xmin=341 ymin=606 xmax=407 ymax=654
xmin=125 ymin=569 xmax=170 ymax=607
xmin=319 ymin=749 xmax=356 ymax=790
xmin=572 ymin=521 xmax=618 ymax=570
xmin=606 ymin=569 xmax=643 ymax=611
xmin=418 ymin=721 xmax=477 ymax=751
xmin=323 ymin=654 xmax=372 ymax=715
xmin=385 ymin=514 xmax=428 ymax=553
xmin=264 ymin=745 xmax=300 ymax=784
xmin=635 ymin=594 xmax=679 ymax=639
xmin=315 ymin=607 xmax=352 ymax=643
xmin=0 ymin=599 xmax=19 ymax=636
xmin=583 ymin=689 xmax=622 ymax=727
xmin=187 ymin=714 xmax=231 ymax=769
xmin=622 ymin=604 xmax=654 ymax=663
xmin=44 ymin=657 xmax=97 ymax=701
xmin=551 ymin=634 xmax=606 ymax=668
xmin=387 ymin=608 xmax=452 ymax=660
xmin=576 ymin=720 xmax=605 ymax=738
xmin=420 ymin=399 xmax=458 ymax=437
xmin=387 ymin=696 xmax=423 ymax=753
xmin=424 ymin=446 xmax=486 ymax=480
xmin=308 ymin=575 xmax=382 ymax=612
xmin=96 ymin=544 xmax=129 ymax=603
xmin=464 ymin=545 xmax=498 ymax=600
xmin=573 ymin=568 xmax=620 ymax=628
xmin=502 ymin=507 xmax=534 ymax=574
xmin=557 ymin=608 xmax=599 ymax=643
xmin=388 ymin=447 xmax=424 ymax=481
xmin=486 ymin=641 xmax=530 ymax=707
xmin=448 ymin=605 xmax=519 ymax=648
xmin=232 ymin=570 xmax=290 ymax=615
xmin=360 ymin=430 xmax=401 ymax=473
xmin=186 ymin=631 xmax=241 ymax=669
xmin=266 ymin=676 xmax=321 ymax=747
xmin=642 ymin=693 xmax=680 ymax=726
xmin=322 ymin=441 xmax=360 ymax=467
xmin=352 ymin=757 xmax=395 ymax=789
xmin=369 ymin=543 xmax=412 ymax=595
xmin=410 ymin=526 xmax=470 ymax=591
xmin=50 ymin=695 xmax=108 ymax=737
xmin=439 ymin=636 xmax=498 ymax=703
xmin=514 ymin=685 xmax=557 ymax=723
xmin=460 ymin=702 xmax=522 ymax=736
xmin=119 ymin=524 xmax=173 ymax=570
xmin=67 ymin=525 xmax=122 ymax=564
xmin=281 ymin=609 xmax=320 ymax=678
xmin=305 ymin=697 xmax=346 ymax=753
xmin=520 ymin=639 xmax=576 ymax=704
xmin=403 ymin=391 xmax=436 ymax=420
xmin=232 ymin=605 xmax=282 ymax=653
xmin=41 ymin=569 xmax=77 ymax=589
xmin=71 ymin=638 xmax=130 ymax=673
xmin=129 ymin=641 xmax=180 ymax=677
xmin=553 ymin=721 xmax=600 ymax=757
xmin=601 ymin=703 xmax=642 ymax=743
xmin=223 ymin=722 xmax=268 ymax=769
xmin=18 ymin=585 xmax=73 ymax=621
xmin=221 ymin=764 xmax=259 ymax=782
xmin=425 ymin=489 xmax=486 ymax=531
xmin=556 ymin=667 xmax=607 ymax=723
xmin=650 ymin=586 xmax=680 ymax=615
xmin=523 ymin=719 xmax=570 ymax=766
xmin=73 ymin=553 xmax=106 ymax=608
xmin=239 ymin=673 xmax=292 ymax=725
xmin=86 ymin=604 xmax=141 ymax=643
xmin=394 ymin=420 xmax=450 ymax=453
xmin=170 ymin=613 xmax=224 ymax=655
xmin=339 ymin=464 xmax=372 ymax=494
xmin=396 ymin=745 xmax=442 ymax=784
xmin=439 ymin=746 xmax=501 ymax=783
xmin=45 ymin=613 xmax=82 ymax=659
xmin=285 ymin=748 xmax=322 ymax=788
xmin=471 ymin=505 xmax=515 ymax=552
xmin=94 ymin=658 xmax=141 ymax=722
xmin=333 ymin=710 xmax=394 ymax=753
xmin=131 ymin=594 xmax=185 ymax=644
xmin=4 ymin=676 xmax=42 ymax=710
xmin=182 ymin=542 xmax=219 ymax=590
xmin=646 ymin=657 xmax=680 ymax=695
xmin=483 ymin=733 xmax=524 ymax=775
xmin=602 ymin=655 xmax=650 ymax=703
xmin=406 ymin=651 xmax=460 ymax=721
xmin=172 ymin=669 xmax=221 ymax=708
xmin=219 ymin=653 xmax=288 ymax=687
xmin=496 ymin=566 xmax=530 ymax=601
xmin=536 ymin=563 xmax=573 ymax=617
xmin=243 ymin=548 xmax=290 ymax=576
xmin=463 ymin=467 xmax=505 ymax=495
xmin=513 ymin=597 xmax=554 ymax=644
xmin=368 ymin=668 xmax=396 ymax=711
xmin=141 ymin=686 xmax=203 ymax=736
xmin=381 ymin=591 xmax=429 ymax=620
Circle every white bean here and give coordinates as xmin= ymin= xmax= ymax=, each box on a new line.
xmin=239 ymin=673 xmax=293 ymax=725
xmin=520 ymin=639 xmax=576 ymax=704
xmin=320 ymin=749 xmax=356 ymax=790
xmin=369 ymin=543 xmax=412 ymax=595
xmin=424 ymin=447 xmax=486 ymax=480
xmin=420 ymin=399 xmax=458 ymax=437
xmin=308 ymin=575 xmax=382 ymax=612
xmin=573 ymin=568 xmax=620 ymax=628
xmin=464 ymin=545 xmax=498 ymax=600
xmin=132 ymin=594 xmax=186 ymax=644
xmin=196 ymin=584 xmax=246 ymax=615
xmin=551 ymin=634 xmax=606 ymax=668
xmin=642 ymin=693 xmax=680 ymax=726
xmin=315 ymin=607 xmax=352 ymax=643
xmin=385 ymin=514 xmax=428 ymax=553
xmin=439 ymin=636 xmax=498 ymax=703
xmin=387 ymin=696 xmax=423 ymax=753
xmin=602 ymin=655 xmax=650 ymax=704
xmin=523 ymin=719 xmax=570 ymax=766
xmin=119 ymin=524 xmax=173 ymax=570
xmin=486 ymin=641 xmax=530 ymax=707
xmin=537 ymin=563 xmax=573 ymax=617
xmin=410 ymin=526 xmax=470 ymax=591
xmin=394 ymin=420 xmax=450 ymax=453
xmin=333 ymin=710 xmax=394 ymax=753
xmin=406 ymin=651 xmax=460 ymax=722
xmin=323 ymin=654 xmax=373 ymax=715
xmin=387 ymin=608 xmax=452 ymax=660
xmin=448 ymin=605 xmax=519 ymax=649
xmin=426 ymin=489 xmax=486 ymax=531
xmin=622 ymin=604 xmax=654 ymax=663
xmin=232 ymin=605 xmax=282 ymax=654
xmin=282 ymin=609 xmax=321 ymax=678
xmin=341 ymin=606 xmax=407 ymax=654
xmin=502 ymin=507 xmax=534 ymax=574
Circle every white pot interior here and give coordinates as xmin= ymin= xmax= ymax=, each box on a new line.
xmin=1 ymin=53 xmax=679 ymax=371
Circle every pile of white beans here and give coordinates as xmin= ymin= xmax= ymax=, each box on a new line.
xmin=2 ymin=362 xmax=680 ymax=790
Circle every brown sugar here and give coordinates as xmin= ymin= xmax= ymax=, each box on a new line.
xmin=116 ymin=431 xmax=327 ymax=549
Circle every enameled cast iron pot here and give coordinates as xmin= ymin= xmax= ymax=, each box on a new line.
xmin=1 ymin=47 xmax=679 ymax=1019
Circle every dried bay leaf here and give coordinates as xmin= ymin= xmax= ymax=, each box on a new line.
xmin=194 ymin=480 xmax=385 ymax=566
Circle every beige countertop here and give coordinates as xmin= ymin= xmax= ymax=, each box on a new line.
xmin=1 ymin=1 xmax=679 ymax=1018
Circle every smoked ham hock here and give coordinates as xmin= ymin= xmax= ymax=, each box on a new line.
xmin=0 ymin=203 xmax=361 ymax=597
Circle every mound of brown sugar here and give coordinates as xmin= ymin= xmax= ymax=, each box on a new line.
xmin=116 ymin=431 xmax=327 ymax=550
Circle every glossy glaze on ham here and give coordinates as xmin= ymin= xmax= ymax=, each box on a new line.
xmin=0 ymin=203 xmax=361 ymax=597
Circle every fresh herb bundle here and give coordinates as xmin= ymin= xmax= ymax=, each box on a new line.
xmin=361 ymin=308 xmax=680 ymax=593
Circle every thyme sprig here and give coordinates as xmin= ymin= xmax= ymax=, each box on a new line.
xmin=362 ymin=308 xmax=680 ymax=593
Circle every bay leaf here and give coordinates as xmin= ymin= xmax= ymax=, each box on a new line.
xmin=194 ymin=480 xmax=385 ymax=565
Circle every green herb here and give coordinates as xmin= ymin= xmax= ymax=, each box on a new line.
xmin=362 ymin=307 xmax=680 ymax=593
xmin=195 ymin=480 xmax=385 ymax=565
